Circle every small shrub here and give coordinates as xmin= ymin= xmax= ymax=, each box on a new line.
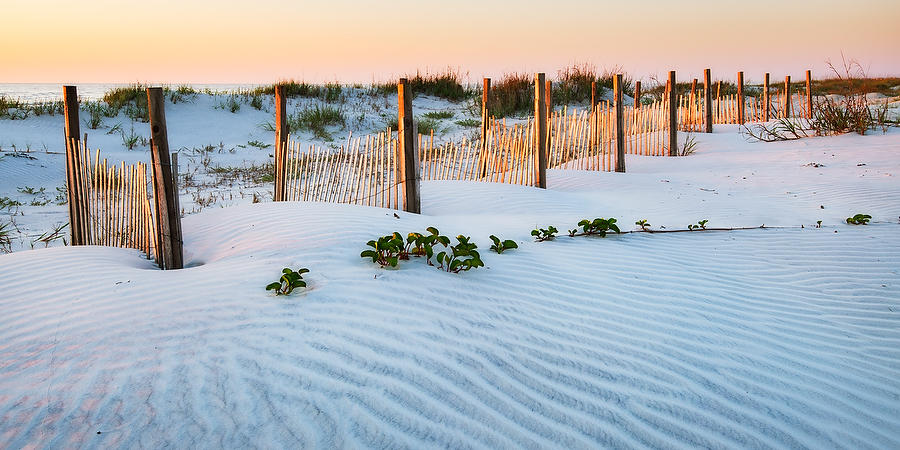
xmin=416 ymin=117 xmax=441 ymax=134
xmin=266 ymin=267 xmax=310 ymax=295
xmin=290 ymin=104 xmax=346 ymax=139
xmin=249 ymin=95 xmax=264 ymax=110
xmin=435 ymin=235 xmax=484 ymax=273
xmin=455 ymin=118 xmax=480 ymax=128
xmin=0 ymin=220 xmax=12 ymax=253
xmin=531 ymin=226 xmax=558 ymax=242
xmin=635 ymin=219 xmax=651 ymax=231
xmin=846 ymin=214 xmax=871 ymax=225
xmin=489 ymin=235 xmax=518 ymax=254
xmin=423 ymin=110 xmax=454 ymax=120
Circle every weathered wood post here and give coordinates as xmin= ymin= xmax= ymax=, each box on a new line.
xmin=545 ymin=78 xmax=553 ymax=146
xmin=274 ymin=85 xmax=288 ymax=201
xmin=763 ymin=73 xmax=770 ymax=122
xmin=704 ymin=69 xmax=713 ymax=133
xmin=147 ymin=87 xmax=183 ymax=270
xmin=63 ymin=86 xmax=84 ymax=245
xmin=590 ymin=80 xmax=598 ymax=151
xmin=614 ymin=74 xmax=625 ymax=172
xmin=737 ymin=71 xmax=744 ymax=125
xmin=397 ymin=78 xmax=421 ymax=213
xmin=534 ymin=73 xmax=547 ymax=188
xmin=634 ymin=81 xmax=641 ymax=108
xmin=668 ymin=71 xmax=677 ymax=156
xmin=784 ymin=75 xmax=792 ymax=118
xmin=805 ymin=69 xmax=813 ymax=119
xmin=480 ymin=78 xmax=491 ymax=178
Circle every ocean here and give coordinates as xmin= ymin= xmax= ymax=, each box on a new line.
xmin=0 ymin=83 xmax=260 ymax=102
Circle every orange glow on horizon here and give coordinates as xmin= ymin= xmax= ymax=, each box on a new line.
xmin=2 ymin=0 xmax=899 ymax=84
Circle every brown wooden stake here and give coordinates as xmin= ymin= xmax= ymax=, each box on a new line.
xmin=614 ymin=74 xmax=626 ymax=172
xmin=784 ymin=75 xmax=792 ymax=118
xmin=763 ymin=73 xmax=770 ymax=122
xmin=634 ymin=81 xmax=641 ymax=108
xmin=274 ymin=85 xmax=288 ymax=201
xmin=805 ymin=69 xmax=813 ymax=119
xmin=737 ymin=71 xmax=745 ymax=125
xmin=63 ymin=86 xmax=84 ymax=245
xmin=147 ymin=87 xmax=183 ymax=270
xmin=703 ymin=69 xmax=713 ymax=133
xmin=668 ymin=71 xmax=677 ymax=156
xmin=480 ymin=78 xmax=491 ymax=178
xmin=397 ymin=79 xmax=421 ymax=213
xmin=534 ymin=73 xmax=548 ymax=188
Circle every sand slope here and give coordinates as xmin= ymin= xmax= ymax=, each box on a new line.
xmin=2 ymin=129 xmax=900 ymax=448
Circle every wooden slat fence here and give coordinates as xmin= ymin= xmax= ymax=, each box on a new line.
xmin=68 ymin=138 xmax=158 ymax=259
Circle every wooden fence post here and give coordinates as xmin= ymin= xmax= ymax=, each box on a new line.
xmin=668 ymin=71 xmax=677 ymax=156
xmin=704 ymin=69 xmax=712 ymax=133
xmin=63 ymin=86 xmax=84 ymax=246
xmin=634 ymin=81 xmax=641 ymax=108
xmin=737 ymin=71 xmax=744 ymax=125
xmin=764 ymin=73 xmax=770 ymax=122
xmin=614 ymin=74 xmax=625 ymax=172
xmin=274 ymin=85 xmax=288 ymax=201
xmin=806 ymin=69 xmax=813 ymax=119
xmin=534 ymin=73 xmax=547 ymax=188
xmin=591 ymin=81 xmax=598 ymax=111
xmin=784 ymin=75 xmax=791 ymax=118
xmin=147 ymin=87 xmax=183 ymax=270
xmin=480 ymin=78 xmax=491 ymax=178
xmin=397 ymin=78 xmax=421 ymax=213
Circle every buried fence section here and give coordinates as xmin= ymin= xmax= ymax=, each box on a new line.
xmin=68 ymin=138 xmax=159 ymax=260
xmin=62 ymin=85 xmax=163 ymax=266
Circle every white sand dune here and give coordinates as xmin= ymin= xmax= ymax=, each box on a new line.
xmin=2 ymin=128 xmax=900 ymax=448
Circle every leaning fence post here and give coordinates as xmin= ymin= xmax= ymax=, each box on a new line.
xmin=668 ymin=71 xmax=677 ymax=156
xmin=397 ymin=78 xmax=421 ymax=213
xmin=534 ymin=73 xmax=548 ymax=188
xmin=147 ymin=87 xmax=183 ymax=270
xmin=614 ymin=74 xmax=625 ymax=172
xmin=784 ymin=75 xmax=791 ymax=118
xmin=764 ymin=73 xmax=770 ymax=122
xmin=737 ymin=71 xmax=744 ymax=125
xmin=704 ymin=69 xmax=712 ymax=133
xmin=805 ymin=69 xmax=813 ymax=119
xmin=63 ymin=86 xmax=84 ymax=245
xmin=274 ymin=85 xmax=288 ymax=201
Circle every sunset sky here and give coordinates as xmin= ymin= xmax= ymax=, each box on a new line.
xmin=2 ymin=0 xmax=898 ymax=84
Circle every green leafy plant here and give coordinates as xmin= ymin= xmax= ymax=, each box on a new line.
xmin=635 ymin=219 xmax=651 ymax=231
xmin=266 ymin=267 xmax=310 ymax=295
xmin=435 ymin=235 xmax=484 ymax=273
xmin=846 ymin=214 xmax=871 ymax=225
xmin=531 ymin=226 xmax=558 ymax=242
xmin=687 ymin=219 xmax=709 ymax=231
xmin=405 ymin=227 xmax=450 ymax=263
xmin=571 ymin=217 xmax=621 ymax=237
xmin=455 ymin=118 xmax=480 ymax=128
xmin=489 ymin=235 xmax=518 ymax=254
xmin=361 ymin=233 xmax=405 ymax=267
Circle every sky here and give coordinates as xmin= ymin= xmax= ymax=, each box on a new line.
xmin=2 ymin=0 xmax=899 ymax=84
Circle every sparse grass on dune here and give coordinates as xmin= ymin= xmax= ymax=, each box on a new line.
xmin=374 ymin=68 xmax=473 ymax=101
xmin=554 ymin=64 xmax=634 ymax=106
xmin=289 ymin=104 xmax=346 ymax=140
xmin=481 ymin=72 xmax=533 ymax=118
